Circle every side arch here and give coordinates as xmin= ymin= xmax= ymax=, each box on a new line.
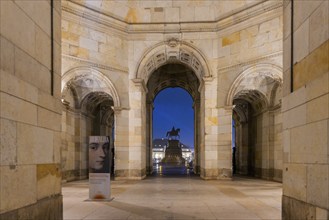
xmin=226 ymin=63 xmax=283 ymax=107
xmin=61 ymin=67 xmax=121 ymax=108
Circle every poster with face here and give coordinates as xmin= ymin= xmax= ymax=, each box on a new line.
xmin=88 ymin=136 xmax=112 ymax=201
xmin=89 ymin=136 xmax=110 ymax=173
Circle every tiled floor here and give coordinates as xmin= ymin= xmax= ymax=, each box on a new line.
xmin=63 ymin=175 xmax=282 ymax=220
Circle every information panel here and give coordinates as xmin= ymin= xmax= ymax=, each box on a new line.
xmin=89 ymin=173 xmax=111 ymax=200
xmin=88 ymin=136 xmax=112 ymax=201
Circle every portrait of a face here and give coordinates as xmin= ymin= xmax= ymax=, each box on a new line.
xmin=89 ymin=137 xmax=110 ymax=173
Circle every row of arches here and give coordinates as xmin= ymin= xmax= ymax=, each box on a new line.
xmin=61 ymin=41 xmax=283 ymax=181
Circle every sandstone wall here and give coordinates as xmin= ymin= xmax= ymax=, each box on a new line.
xmin=282 ymin=0 xmax=329 ymax=219
xmin=0 ymin=0 xmax=62 ymax=218
xmin=77 ymin=0 xmax=263 ymax=24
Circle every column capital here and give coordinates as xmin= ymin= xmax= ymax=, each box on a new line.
xmin=112 ymin=106 xmax=130 ymax=113
xmin=132 ymin=78 xmax=148 ymax=93
xmin=203 ymin=76 xmax=214 ymax=83
xmin=216 ymin=105 xmax=234 ymax=110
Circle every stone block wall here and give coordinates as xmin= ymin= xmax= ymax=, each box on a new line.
xmin=252 ymin=112 xmax=271 ymax=179
xmin=217 ymin=16 xmax=282 ymax=79
xmin=272 ymin=109 xmax=283 ymax=181
xmin=0 ymin=0 xmax=62 ymax=219
xmin=61 ymin=0 xmax=284 ymax=180
xmin=234 ymin=105 xmax=282 ymax=182
xmin=215 ymin=107 xmax=233 ymax=179
xmin=282 ymin=0 xmax=329 ymax=219
xmin=251 ymin=109 xmax=282 ymax=181
xmin=61 ymin=1 xmax=128 ymax=74
xmin=80 ymin=0 xmax=260 ymax=24
xmin=61 ymin=108 xmax=90 ymax=182
xmin=61 ymin=0 xmax=131 ymax=179
xmin=217 ymin=4 xmax=284 ymax=181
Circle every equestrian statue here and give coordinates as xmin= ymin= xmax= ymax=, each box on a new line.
xmin=163 ymin=126 xmax=184 ymax=164
xmin=166 ymin=126 xmax=180 ymax=139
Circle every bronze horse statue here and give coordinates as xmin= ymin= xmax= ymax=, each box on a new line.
xmin=166 ymin=126 xmax=180 ymax=139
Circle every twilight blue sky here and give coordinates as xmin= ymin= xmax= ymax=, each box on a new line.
xmin=153 ymin=88 xmax=194 ymax=148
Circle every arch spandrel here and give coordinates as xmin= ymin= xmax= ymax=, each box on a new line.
xmin=135 ymin=39 xmax=212 ymax=85
xmin=226 ymin=64 xmax=283 ymax=108
xmin=61 ymin=67 xmax=121 ymax=108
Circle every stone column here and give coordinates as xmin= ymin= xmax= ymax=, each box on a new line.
xmin=115 ymin=78 xmax=147 ymax=180
xmin=257 ymin=110 xmax=270 ymax=179
xmin=112 ymin=107 xmax=130 ymax=179
xmin=239 ymin=122 xmax=249 ymax=175
xmin=268 ymin=110 xmax=275 ymax=180
xmin=78 ymin=112 xmax=90 ymax=180
xmin=101 ymin=111 xmax=115 ymax=177
xmin=200 ymin=77 xmax=232 ymax=179
xmin=271 ymin=107 xmax=283 ymax=182
xmin=146 ymin=101 xmax=154 ymax=175
xmin=217 ymin=106 xmax=233 ymax=179
xmin=200 ymin=77 xmax=217 ymax=179
xmin=193 ymin=99 xmax=200 ymax=174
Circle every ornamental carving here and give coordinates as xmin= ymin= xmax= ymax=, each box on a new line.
xmin=165 ymin=38 xmax=180 ymax=48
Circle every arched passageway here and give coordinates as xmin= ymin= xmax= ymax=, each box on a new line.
xmin=146 ymin=64 xmax=200 ymax=176
xmin=228 ymin=65 xmax=283 ymax=181
xmin=132 ymin=40 xmax=232 ymax=180
xmin=80 ymin=92 xmax=115 ymax=176
xmin=61 ymin=68 xmax=120 ymax=181
xmin=233 ymin=90 xmax=268 ymax=177
xmin=152 ymin=87 xmax=195 ymax=176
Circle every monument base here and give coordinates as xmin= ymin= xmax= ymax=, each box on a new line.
xmin=162 ymin=140 xmax=185 ymax=165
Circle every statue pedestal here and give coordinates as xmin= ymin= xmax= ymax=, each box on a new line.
xmin=162 ymin=140 xmax=185 ymax=165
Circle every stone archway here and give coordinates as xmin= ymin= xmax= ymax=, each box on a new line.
xmin=135 ymin=38 xmax=212 ymax=83
xmin=61 ymin=67 xmax=121 ymax=181
xmin=145 ymin=63 xmax=200 ymax=175
xmin=131 ymin=40 xmax=231 ymax=180
xmin=227 ymin=64 xmax=282 ymax=107
xmin=228 ymin=64 xmax=283 ymax=181
xmin=62 ymin=67 xmax=121 ymax=108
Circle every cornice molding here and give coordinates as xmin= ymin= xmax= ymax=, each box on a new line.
xmin=62 ymin=0 xmax=283 ymax=34
xmin=215 ymin=6 xmax=282 ymax=39
xmin=62 ymin=1 xmax=128 ymax=37
xmin=217 ymin=51 xmax=283 ymax=74
xmin=112 ymin=106 xmax=130 ymax=113
xmin=62 ymin=54 xmax=129 ymax=73
xmin=214 ymin=1 xmax=282 ymax=32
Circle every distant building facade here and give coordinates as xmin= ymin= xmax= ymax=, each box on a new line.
xmin=152 ymin=139 xmax=193 ymax=163
xmin=152 ymin=139 xmax=167 ymax=163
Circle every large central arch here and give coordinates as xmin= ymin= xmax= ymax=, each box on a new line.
xmin=135 ymin=38 xmax=212 ymax=83
xmin=146 ymin=63 xmax=200 ymax=174
xmin=133 ymin=39 xmax=222 ymax=178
